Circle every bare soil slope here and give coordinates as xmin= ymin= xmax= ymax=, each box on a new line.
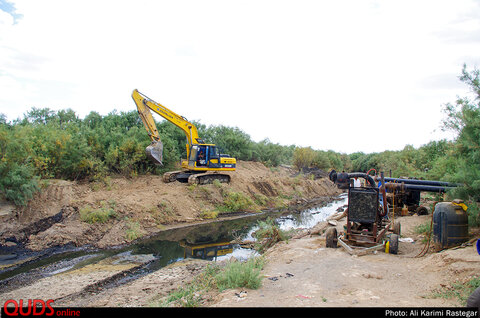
xmin=0 ymin=161 xmax=341 ymax=251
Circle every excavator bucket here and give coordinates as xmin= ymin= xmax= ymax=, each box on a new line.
xmin=146 ymin=141 xmax=164 ymax=165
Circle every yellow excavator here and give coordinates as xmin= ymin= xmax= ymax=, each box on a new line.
xmin=132 ymin=89 xmax=236 ymax=184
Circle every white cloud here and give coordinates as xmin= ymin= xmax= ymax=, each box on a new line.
xmin=0 ymin=8 xmax=14 ymax=27
xmin=1 ymin=0 xmax=479 ymax=153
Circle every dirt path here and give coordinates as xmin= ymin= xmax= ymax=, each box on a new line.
xmin=212 ymin=214 xmax=479 ymax=307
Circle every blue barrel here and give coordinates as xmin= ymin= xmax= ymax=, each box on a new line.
xmin=433 ymin=202 xmax=469 ymax=249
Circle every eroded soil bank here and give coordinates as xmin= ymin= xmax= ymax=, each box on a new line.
xmin=0 ymin=161 xmax=340 ymax=252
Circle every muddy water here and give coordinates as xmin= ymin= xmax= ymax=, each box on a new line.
xmin=0 ymin=194 xmax=347 ymax=294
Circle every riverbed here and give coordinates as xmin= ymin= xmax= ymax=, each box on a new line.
xmin=0 ymin=194 xmax=348 ymax=303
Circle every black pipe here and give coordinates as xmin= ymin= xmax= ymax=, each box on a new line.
xmin=384 ymin=182 xmax=456 ymax=193
xmin=349 ymin=172 xmax=376 ymax=187
xmin=328 ymin=170 xmax=375 ymax=188
xmin=382 ymin=177 xmax=460 ymax=187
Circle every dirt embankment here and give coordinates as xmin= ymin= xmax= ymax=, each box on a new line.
xmin=0 ymin=161 xmax=341 ymax=251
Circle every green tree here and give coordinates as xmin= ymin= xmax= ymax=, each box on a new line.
xmin=0 ymin=114 xmax=8 ymax=126
xmin=24 ymin=107 xmax=56 ymax=125
xmin=0 ymin=124 xmax=39 ymax=205
xmin=312 ymin=151 xmax=331 ymax=170
xmin=293 ymin=147 xmax=315 ymax=171
xmin=0 ymin=163 xmax=39 ymax=206
xmin=252 ymin=139 xmax=294 ymax=167
xmin=201 ymin=125 xmax=255 ymax=160
xmin=442 ymin=65 xmax=480 ymax=226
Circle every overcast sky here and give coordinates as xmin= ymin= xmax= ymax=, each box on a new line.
xmin=1 ymin=0 xmax=479 ymax=154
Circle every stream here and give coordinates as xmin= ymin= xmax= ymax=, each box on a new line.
xmin=0 ymin=194 xmax=348 ymax=294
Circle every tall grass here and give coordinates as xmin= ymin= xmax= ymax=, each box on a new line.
xmin=215 ymin=257 xmax=265 ymax=291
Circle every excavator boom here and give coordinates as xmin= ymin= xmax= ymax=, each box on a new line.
xmin=132 ymin=89 xmax=236 ymax=184
xmin=132 ymin=89 xmax=202 ymax=165
xmin=132 ymin=89 xmax=200 ymax=144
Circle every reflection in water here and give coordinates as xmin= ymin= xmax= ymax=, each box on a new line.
xmin=180 ymin=240 xmax=233 ymax=261
xmin=104 ymin=194 xmax=347 ymax=266
xmin=176 ymin=194 xmax=348 ymax=262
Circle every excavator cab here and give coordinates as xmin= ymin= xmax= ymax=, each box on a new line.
xmin=187 ymin=144 xmax=222 ymax=168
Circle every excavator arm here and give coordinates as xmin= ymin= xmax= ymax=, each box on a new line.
xmin=132 ymin=89 xmax=201 ymax=165
xmin=134 ymin=91 xmax=161 ymax=142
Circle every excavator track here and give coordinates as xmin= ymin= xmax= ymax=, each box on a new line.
xmin=162 ymin=171 xmax=230 ymax=184
xmin=187 ymin=172 xmax=231 ymax=185
xmin=162 ymin=171 xmax=183 ymax=183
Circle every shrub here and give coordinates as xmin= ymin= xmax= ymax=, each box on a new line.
xmin=199 ymin=210 xmax=219 ymax=219
xmin=199 ymin=125 xmax=255 ymax=161
xmin=252 ymin=139 xmax=294 ymax=167
xmin=253 ymin=218 xmax=290 ymax=253
xmin=212 ymin=179 xmax=222 ymax=188
xmin=414 ymin=222 xmax=432 ymax=235
xmin=293 ymin=147 xmax=315 ymax=171
xmin=160 ymin=263 xmax=220 ymax=307
xmin=219 ymin=191 xmax=255 ymax=212
xmin=156 ymin=258 xmax=265 ymax=307
xmin=253 ymin=193 xmax=268 ymax=206
xmin=0 ymin=163 xmax=39 ymax=206
xmin=125 ymin=221 xmax=142 ymax=241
